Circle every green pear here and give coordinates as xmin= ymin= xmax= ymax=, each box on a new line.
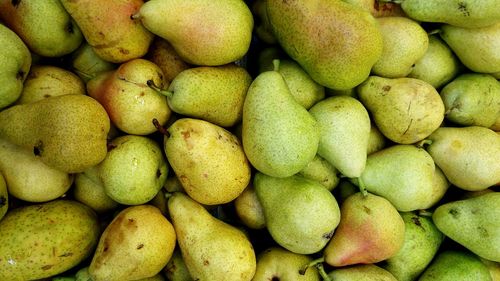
xmin=354 ymin=144 xmax=436 ymax=211
xmin=137 ymin=0 xmax=253 ymax=66
xmin=0 ymin=94 xmax=110 ymax=173
xmin=397 ymin=0 xmax=500 ymax=28
xmin=70 ymin=43 xmax=117 ymax=83
xmin=0 ymin=0 xmax=83 ymax=57
xmin=323 ymin=192 xmax=405 ymax=267
xmin=408 ymin=35 xmax=462 ymax=89
xmin=266 ymin=0 xmax=383 ymax=91
xmin=298 ymin=155 xmax=340 ymax=191
xmin=425 ymin=165 xmax=451 ymax=209
xmin=89 ymin=205 xmax=176 ymax=281
xmin=440 ymin=22 xmax=500 ymax=74
xmin=433 ymin=192 xmax=500 ymax=262
xmin=16 ymin=65 xmax=85 ymax=105
xmin=164 ymin=118 xmax=251 ymax=205
xmin=0 ymin=200 xmax=100 ymax=281
xmin=423 ymin=126 xmax=500 ymax=191
xmin=0 ymin=138 xmax=73 ymax=203
xmin=252 ymin=247 xmax=320 ymax=281
xmin=242 ymin=61 xmax=319 ymax=178
xmin=99 ymin=135 xmax=168 ymax=205
xmin=337 ymin=179 xmax=359 ymax=203
xmin=0 ymin=24 xmax=31 ymax=109
xmin=418 ymin=250 xmax=493 ymax=281
xmin=60 ymin=0 xmax=154 ymax=63
xmin=440 ymin=73 xmax=500 ymax=128
xmin=327 ymin=264 xmax=397 ymax=281
xmin=164 ymin=248 xmax=193 ymax=281
xmin=382 ymin=212 xmax=445 ymax=281
xmin=167 ymin=192 xmax=256 ymax=280
xmin=267 ymin=0 xmax=383 ymax=90
xmin=234 ymin=184 xmax=266 ymax=230
xmin=152 ymin=64 xmax=252 ymax=127
xmin=254 ymin=173 xmax=340 ymax=255
xmin=73 ymin=166 xmax=120 ymax=214
xmin=0 ymin=173 xmax=7 ymax=221
xmin=87 ymin=58 xmax=171 ymax=135
xmin=372 ymin=16 xmax=429 ymax=78
xmin=146 ymin=37 xmax=191 ymax=84
xmin=367 ymin=123 xmax=388 ymax=155
xmin=357 ymin=76 xmax=445 ymax=144
xmin=309 ymin=95 xmax=371 ymax=178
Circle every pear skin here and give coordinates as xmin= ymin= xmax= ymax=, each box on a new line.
xmin=327 ymin=264 xmax=397 ymax=281
xmin=234 ymin=184 xmax=266 ymax=230
xmin=146 ymin=37 xmax=191 ymax=84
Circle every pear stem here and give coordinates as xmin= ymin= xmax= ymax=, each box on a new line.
xmin=416 ymin=139 xmax=433 ymax=149
xmin=130 ymin=12 xmax=141 ymax=20
xmin=164 ymin=192 xmax=173 ymax=199
xmin=147 ymin=80 xmax=173 ymax=98
xmin=272 ymin=59 xmax=280 ymax=72
xmin=357 ymin=177 xmax=368 ymax=197
xmin=152 ymin=118 xmax=169 ymax=137
xmin=418 ymin=210 xmax=434 ymax=217
xmin=316 ymin=263 xmax=332 ymax=281
xmin=427 ymin=29 xmax=441 ymax=36
xmin=299 ymin=257 xmax=325 ymax=275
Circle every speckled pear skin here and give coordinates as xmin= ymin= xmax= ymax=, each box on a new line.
xmin=89 ymin=205 xmax=176 ymax=281
xmin=327 ymin=264 xmax=397 ymax=281
xmin=0 ymin=200 xmax=100 ymax=281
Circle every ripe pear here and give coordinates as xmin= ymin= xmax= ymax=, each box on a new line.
xmin=327 ymin=264 xmax=397 ymax=281
xmin=267 ymin=0 xmax=383 ymax=90
xmin=164 ymin=118 xmax=251 ymax=205
xmin=60 ymin=0 xmax=154 ymax=63
xmin=432 ymin=192 xmax=500 ymax=262
xmin=242 ymin=61 xmax=319 ymax=178
xmin=73 ymin=166 xmax=119 ymax=214
xmin=323 ymin=192 xmax=405 ymax=267
xmin=70 ymin=43 xmax=116 ymax=83
xmin=254 ymin=173 xmax=341 ymax=255
xmin=99 ymin=135 xmax=168 ymax=205
xmin=167 ymin=192 xmax=256 ymax=280
xmin=234 ymin=184 xmax=266 ymax=230
xmin=298 ymin=155 xmax=340 ymax=191
xmin=440 ymin=73 xmax=500 ymax=128
xmin=146 ymin=37 xmax=191 ymax=84
xmin=0 ymin=0 xmax=83 ymax=57
xmin=89 ymin=205 xmax=176 ymax=281
xmin=309 ymin=95 xmax=371 ymax=178
xmin=137 ymin=0 xmax=253 ymax=66
xmin=418 ymin=250 xmax=493 ymax=281
xmin=440 ymin=22 xmax=500 ymax=74
xmin=252 ymin=247 xmax=320 ymax=281
xmin=372 ymin=17 xmax=429 ymax=78
xmin=423 ymin=126 xmax=500 ymax=191
xmin=408 ymin=35 xmax=461 ymax=89
xmin=164 ymin=248 xmax=193 ymax=281
xmin=0 ymin=173 xmax=7 ymax=221
xmin=0 ymin=138 xmax=73 ymax=203
xmin=353 ymin=144 xmax=436 ymax=211
xmin=357 ymin=76 xmax=445 ymax=144
xmin=383 ymin=212 xmax=445 ymax=281
xmin=0 ymin=94 xmax=110 ymax=173
xmin=0 ymin=24 xmax=31 ymax=109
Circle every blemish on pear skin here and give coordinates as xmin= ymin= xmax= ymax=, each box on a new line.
xmin=136 ymin=243 xmax=144 ymax=250
xmin=449 ymin=208 xmax=459 ymax=218
xmin=203 ymin=259 xmax=210 ymax=266
xmin=411 ymin=216 xmax=422 ymax=227
xmin=0 ymin=196 xmax=6 ymax=207
xmin=323 ymin=229 xmax=335 ymax=239
xmin=41 ymin=264 xmax=53 ymax=270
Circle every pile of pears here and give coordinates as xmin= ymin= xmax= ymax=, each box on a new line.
xmin=0 ymin=0 xmax=499 ymax=280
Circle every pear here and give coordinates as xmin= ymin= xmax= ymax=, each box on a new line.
xmin=267 ymin=0 xmax=383 ymax=90
xmin=432 ymin=192 xmax=500 ymax=262
xmin=89 ymin=205 xmax=176 ymax=281
xmin=152 ymin=64 xmax=252 ymax=127
xmin=60 ymin=0 xmax=154 ymax=63
xmin=0 ymin=0 xmax=83 ymax=57
xmin=0 ymin=138 xmax=73 ymax=203
xmin=298 ymin=155 xmax=340 ymax=191
xmin=367 ymin=123 xmax=388 ymax=155
xmin=0 ymin=94 xmax=110 ymax=173
xmin=242 ymin=61 xmax=319 ymax=178
xmin=167 ymin=192 xmax=256 ymax=280
xmin=382 ymin=212 xmax=445 ymax=281
xmin=408 ymin=35 xmax=461 ymax=89
xmin=397 ymin=0 xmax=500 ymax=28
xmin=0 ymin=173 xmax=7 ymax=221
xmin=73 ymin=166 xmax=119 ymax=214
xmin=146 ymin=37 xmax=191 ymax=84
xmin=99 ymin=135 xmax=168 ymax=205
xmin=425 ymin=165 xmax=451 ymax=209
xmin=440 ymin=22 xmax=500 ymax=74
xmin=327 ymin=264 xmax=397 ymax=281
xmin=357 ymin=76 xmax=445 ymax=144
xmin=309 ymin=95 xmax=371 ymax=178
xmin=372 ymin=17 xmax=429 ymax=78
xmin=418 ymin=250 xmax=493 ymax=281
xmin=354 ymin=144 xmax=436 ymax=211
xmin=480 ymin=258 xmax=500 ymax=281
xmin=254 ymin=173 xmax=340 ymax=255
xmin=70 ymin=43 xmax=117 ymax=83
xmin=16 ymin=65 xmax=85 ymax=104
xmin=252 ymin=247 xmax=320 ymax=281
xmin=164 ymin=248 xmax=194 ymax=281
xmin=0 ymin=24 xmax=31 ymax=109
xmin=323 ymin=192 xmax=405 ymax=267
xmin=164 ymin=118 xmax=251 ymax=205
xmin=234 ymin=184 xmax=266 ymax=230
xmin=252 ymin=0 xmax=278 ymax=45
xmin=423 ymin=126 xmax=500 ymax=191
xmin=137 ymin=0 xmax=253 ymax=66
xmin=440 ymin=73 xmax=500 ymax=128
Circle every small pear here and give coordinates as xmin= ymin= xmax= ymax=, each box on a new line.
xmin=234 ymin=184 xmax=266 ymax=230
xmin=309 ymin=95 xmax=371 ymax=178
xmin=298 ymin=155 xmax=340 ymax=191
xmin=327 ymin=264 xmax=397 ymax=281
xmin=164 ymin=248 xmax=194 ymax=281
xmin=70 ymin=43 xmax=116 ymax=82
xmin=146 ymin=37 xmax=191 ymax=84
xmin=367 ymin=123 xmax=388 ymax=155
xmin=432 ymin=192 xmax=500 ymax=262
xmin=423 ymin=126 xmax=500 ymax=191
xmin=357 ymin=76 xmax=445 ymax=144
xmin=323 ymin=192 xmax=405 ymax=267
xmin=73 ymin=166 xmax=119 ymax=214
xmin=254 ymin=173 xmax=340 ymax=255
xmin=167 ymin=192 xmax=256 ymax=280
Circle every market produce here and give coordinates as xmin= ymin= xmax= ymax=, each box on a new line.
xmin=297 ymin=155 xmax=340 ymax=191
xmin=326 ymin=264 xmax=397 ymax=281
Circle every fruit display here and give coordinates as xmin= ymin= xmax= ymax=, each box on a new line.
xmin=0 ymin=0 xmax=499 ymax=280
